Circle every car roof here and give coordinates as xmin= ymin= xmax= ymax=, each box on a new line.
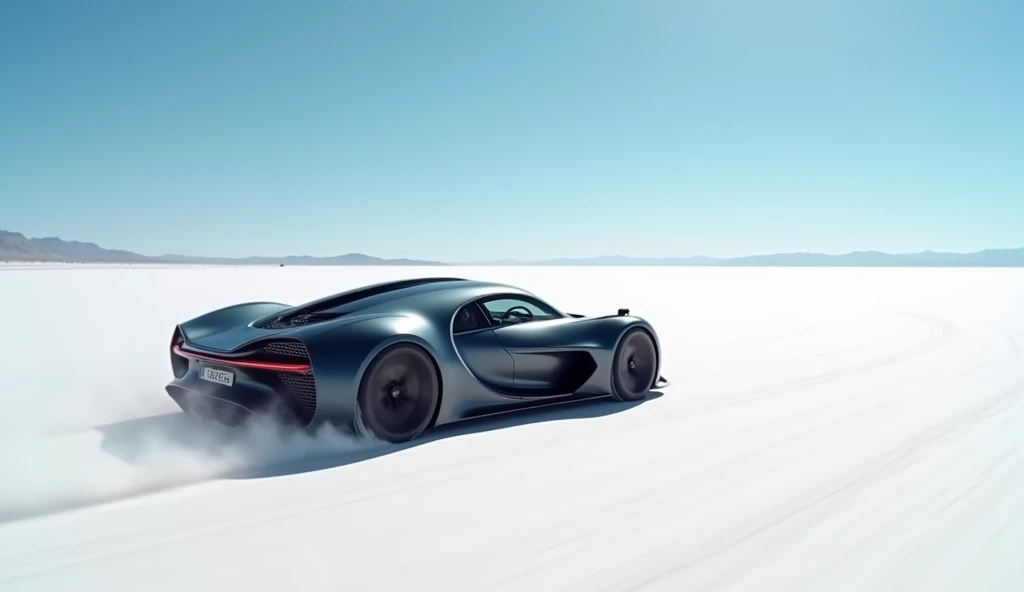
xmin=292 ymin=277 xmax=535 ymax=316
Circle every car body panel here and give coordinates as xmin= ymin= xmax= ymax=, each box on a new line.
xmin=164 ymin=277 xmax=669 ymax=434
xmin=452 ymin=329 xmax=517 ymax=391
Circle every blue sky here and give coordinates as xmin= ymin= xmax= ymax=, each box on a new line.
xmin=2 ymin=0 xmax=1021 ymax=261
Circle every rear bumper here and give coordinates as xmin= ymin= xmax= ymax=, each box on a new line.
xmin=167 ymin=340 xmax=319 ymax=427
xmin=166 ymin=372 xmax=301 ymax=427
xmin=167 ymin=385 xmax=259 ymax=426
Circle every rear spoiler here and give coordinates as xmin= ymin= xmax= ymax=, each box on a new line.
xmin=177 ymin=301 xmax=291 ymax=342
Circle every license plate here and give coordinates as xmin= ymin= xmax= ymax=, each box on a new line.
xmin=199 ymin=366 xmax=235 ymax=387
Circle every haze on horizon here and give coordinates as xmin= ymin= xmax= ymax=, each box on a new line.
xmin=2 ymin=1 xmax=1021 ymax=261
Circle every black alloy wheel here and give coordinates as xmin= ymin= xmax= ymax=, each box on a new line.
xmin=610 ymin=328 xmax=658 ymax=402
xmin=356 ymin=343 xmax=440 ymax=443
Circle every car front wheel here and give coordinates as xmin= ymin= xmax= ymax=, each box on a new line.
xmin=610 ymin=328 xmax=658 ymax=402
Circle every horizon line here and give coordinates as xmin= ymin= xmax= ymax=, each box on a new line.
xmin=2 ymin=227 xmax=1024 ymax=261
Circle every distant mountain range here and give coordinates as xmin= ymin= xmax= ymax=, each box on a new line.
xmin=481 ymin=249 xmax=1024 ymax=266
xmin=2 ymin=229 xmax=1023 ymax=267
xmin=0 ymin=230 xmax=441 ymax=266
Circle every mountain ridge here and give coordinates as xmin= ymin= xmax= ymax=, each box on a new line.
xmin=2 ymin=229 xmax=1023 ymax=267
xmin=0 ymin=230 xmax=443 ymax=266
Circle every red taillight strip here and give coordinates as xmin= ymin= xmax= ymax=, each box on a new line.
xmin=172 ymin=344 xmax=311 ymax=373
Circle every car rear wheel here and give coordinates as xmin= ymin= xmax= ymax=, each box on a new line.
xmin=355 ymin=343 xmax=440 ymax=443
xmin=610 ymin=328 xmax=658 ymax=402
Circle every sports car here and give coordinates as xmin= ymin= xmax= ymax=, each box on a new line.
xmin=166 ymin=277 xmax=669 ymax=443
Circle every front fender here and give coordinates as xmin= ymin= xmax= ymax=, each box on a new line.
xmin=571 ymin=315 xmax=668 ymax=394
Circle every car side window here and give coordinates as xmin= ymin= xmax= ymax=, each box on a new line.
xmin=480 ymin=297 xmax=561 ymax=325
xmin=452 ymin=303 xmax=491 ymax=333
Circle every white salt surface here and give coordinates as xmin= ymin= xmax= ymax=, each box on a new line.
xmin=0 ymin=265 xmax=1022 ymax=591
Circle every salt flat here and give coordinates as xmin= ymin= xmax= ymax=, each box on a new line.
xmin=0 ymin=265 xmax=1022 ymax=591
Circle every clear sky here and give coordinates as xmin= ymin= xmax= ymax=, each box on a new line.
xmin=2 ymin=0 xmax=1021 ymax=261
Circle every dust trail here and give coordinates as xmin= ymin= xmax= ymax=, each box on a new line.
xmin=0 ymin=273 xmax=385 ymax=524
xmin=0 ymin=407 xmax=381 ymax=523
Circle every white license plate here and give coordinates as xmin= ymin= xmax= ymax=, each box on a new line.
xmin=199 ymin=366 xmax=235 ymax=387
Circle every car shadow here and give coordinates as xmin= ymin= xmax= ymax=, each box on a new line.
xmin=95 ymin=391 xmax=664 ymax=480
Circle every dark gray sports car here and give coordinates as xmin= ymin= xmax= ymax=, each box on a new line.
xmin=166 ymin=277 xmax=669 ymax=442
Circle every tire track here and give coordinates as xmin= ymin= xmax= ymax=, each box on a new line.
xmin=677 ymin=312 xmax=958 ymax=414
xmin=475 ymin=321 xmax=1021 ymax=589
xmin=411 ymin=326 xmax=1021 ymax=589
xmin=611 ymin=377 xmax=1024 ymax=591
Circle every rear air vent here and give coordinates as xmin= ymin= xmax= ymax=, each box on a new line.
xmin=255 ymin=312 xmax=346 ymax=329
xmin=278 ymin=373 xmax=317 ymax=424
xmin=259 ymin=339 xmax=317 ymax=425
xmin=263 ymin=340 xmax=310 ymax=359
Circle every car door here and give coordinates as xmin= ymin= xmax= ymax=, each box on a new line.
xmin=451 ymin=301 xmax=516 ymax=391
xmin=479 ymin=296 xmax=580 ymax=396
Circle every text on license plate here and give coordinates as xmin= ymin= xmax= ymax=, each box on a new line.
xmin=199 ymin=366 xmax=235 ymax=387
